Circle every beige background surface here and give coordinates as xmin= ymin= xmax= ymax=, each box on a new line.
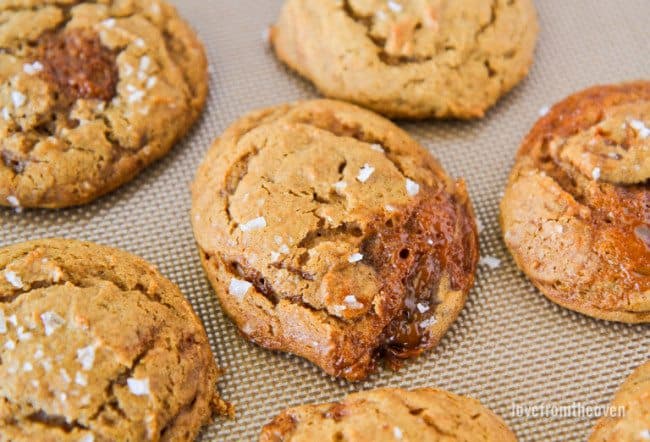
xmin=1 ymin=1 xmax=649 ymax=441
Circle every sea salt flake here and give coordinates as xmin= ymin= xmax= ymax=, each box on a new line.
xmin=333 ymin=180 xmax=347 ymax=191
xmin=23 ymin=362 xmax=33 ymax=372
xmin=128 ymin=89 xmax=145 ymax=103
xmin=7 ymin=314 xmax=17 ymax=327
xmin=102 ymin=18 xmax=116 ymax=28
xmin=405 ymin=178 xmax=420 ymax=196
xmin=139 ymin=56 xmax=151 ymax=71
xmin=146 ymin=76 xmax=157 ymax=89
xmin=591 ymin=167 xmax=601 ymax=181
xmin=279 ymin=244 xmax=290 ymax=254
xmin=229 ymin=278 xmax=252 ymax=301
xmin=59 ymin=392 xmax=67 ymax=403
xmin=134 ymin=38 xmax=145 ymax=48
xmin=370 ymin=143 xmax=385 ymax=153
xmin=240 ymin=216 xmax=267 ymax=232
xmin=5 ymin=271 xmax=23 ymax=288
xmin=11 ymin=91 xmax=26 ymax=107
xmin=34 ymin=347 xmax=44 ymax=359
xmin=376 ymin=10 xmax=388 ymax=21
xmin=5 ymin=339 xmax=15 ymax=350
xmin=639 ymin=429 xmax=650 ymax=440
xmin=629 ymin=119 xmax=650 ymax=138
xmin=17 ymin=326 xmax=32 ymax=341
xmin=127 ymin=377 xmax=150 ymax=396
xmin=393 ymin=426 xmax=403 ymax=439
xmin=387 ymin=1 xmax=403 ymax=13
xmin=385 ymin=204 xmax=396 ymax=212
xmin=41 ymin=311 xmax=65 ymax=336
xmin=77 ymin=344 xmax=96 ymax=371
xmin=23 ymin=61 xmax=44 ymax=75
xmin=76 ymin=371 xmax=88 ymax=386
xmin=79 ymin=435 xmax=95 ymax=442
xmin=356 ymin=164 xmax=375 ymax=183
xmin=416 ymin=303 xmax=430 ymax=313
xmin=419 ymin=316 xmax=437 ymax=329
xmin=538 ymin=105 xmax=550 ymax=117
xmin=41 ymin=358 xmax=52 ymax=372
xmin=479 ymin=255 xmax=501 ymax=269
xmin=123 ymin=64 xmax=134 ymax=76
xmin=60 ymin=368 xmax=71 ymax=383
xmin=348 ymin=253 xmax=363 ymax=263
xmin=270 ymin=252 xmax=280 ymax=262
xmin=0 ymin=309 xmax=5 ymax=334
xmin=344 ymin=295 xmax=364 ymax=309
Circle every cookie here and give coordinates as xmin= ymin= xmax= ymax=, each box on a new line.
xmin=589 ymin=361 xmax=650 ymax=441
xmin=270 ymin=0 xmax=538 ymax=120
xmin=0 ymin=0 xmax=208 ymax=209
xmin=192 ymin=99 xmax=478 ymax=381
xmin=500 ymin=81 xmax=650 ymax=323
xmin=259 ymin=387 xmax=517 ymax=441
xmin=0 ymin=239 xmax=231 ymax=441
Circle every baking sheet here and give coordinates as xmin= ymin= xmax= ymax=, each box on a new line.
xmin=2 ymin=0 xmax=649 ymax=440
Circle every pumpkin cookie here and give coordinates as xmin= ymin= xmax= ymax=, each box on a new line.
xmin=0 ymin=239 xmax=230 ymax=441
xmin=590 ymin=361 xmax=650 ymax=441
xmin=270 ymin=0 xmax=538 ymax=119
xmin=259 ymin=387 xmax=516 ymax=441
xmin=0 ymin=0 xmax=207 ymax=208
xmin=500 ymin=81 xmax=650 ymax=323
xmin=192 ymin=99 xmax=478 ymax=381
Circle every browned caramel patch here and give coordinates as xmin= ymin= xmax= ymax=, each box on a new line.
xmin=35 ymin=28 xmax=118 ymax=102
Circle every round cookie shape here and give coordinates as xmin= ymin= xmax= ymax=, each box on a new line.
xmin=270 ymin=0 xmax=538 ymax=119
xmin=258 ymin=387 xmax=517 ymax=442
xmin=589 ymin=361 xmax=650 ymax=441
xmin=500 ymin=81 xmax=650 ymax=323
xmin=0 ymin=239 xmax=230 ymax=441
xmin=192 ymin=99 xmax=478 ymax=381
xmin=0 ymin=0 xmax=208 ymax=209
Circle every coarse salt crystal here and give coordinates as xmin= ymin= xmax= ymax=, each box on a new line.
xmin=279 ymin=244 xmax=290 ymax=254
xmin=23 ymin=61 xmax=44 ymax=75
xmin=2 ymin=107 xmax=10 ymax=121
xmin=79 ymin=435 xmax=95 ymax=442
xmin=17 ymin=326 xmax=32 ymax=341
xmin=405 ymin=178 xmax=420 ymax=196
xmin=11 ymin=91 xmax=26 ymax=107
xmin=393 ymin=426 xmax=403 ymax=439
xmin=385 ymin=205 xmax=395 ymax=212
xmin=344 ymin=295 xmax=364 ymax=309
xmin=77 ymin=344 xmax=96 ymax=371
xmin=270 ymin=252 xmax=280 ymax=262
xmin=139 ymin=56 xmax=151 ymax=71
xmin=479 ymin=255 xmax=501 ymax=269
xmin=357 ymin=164 xmax=375 ymax=183
xmin=6 ymin=195 xmax=20 ymax=208
xmin=348 ymin=253 xmax=363 ymax=263
xmin=538 ymin=106 xmax=550 ymax=117
xmin=34 ymin=347 xmax=44 ymax=359
xmin=419 ymin=316 xmax=437 ymax=329
xmin=370 ymin=143 xmax=385 ymax=153
xmin=229 ymin=278 xmax=252 ymax=301
xmin=5 ymin=339 xmax=16 ymax=350
xmin=416 ymin=303 xmax=430 ymax=313
xmin=76 ymin=371 xmax=88 ymax=386
xmin=0 ymin=309 xmax=5 ymax=334
xmin=639 ymin=429 xmax=650 ymax=440
xmin=5 ymin=271 xmax=23 ymax=288
xmin=102 ymin=18 xmax=116 ymax=28
xmin=60 ymin=368 xmax=71 ymax=383
xmin=7 ymin=314 xmax=17 ymax=327
xmin=146 ymin=76 xmax=157 ymax=89
xmin=629 ymin=119 xmax=650 ymax=139
xmin=128 ymin=89 xmax=145 ymax=103
xmin=387 ymin=1 xmax=403 ymax=13
xmin=135 ymin=38 xmax=145 ymax=48
xmin=591 ymin=167 xmax=601 ymax=181
xmin=240 ymin=216 xmax=267 ymax=232
xmin=41 ymin=311 xmax=65 ymax=336
xmin=127 ymin=377 xmax=150 ymax=396
xmin=23 ymin=362 xmax=33 ymax=372
xmin=41 ymin=358 xmax=52 ymax=372
xmin=333 ymin=181 xmax=347 ymax=191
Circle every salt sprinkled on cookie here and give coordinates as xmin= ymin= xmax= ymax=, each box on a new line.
xmin=11 ymin=91 xmax=26 ymax=108
xmin=5 ymin=271 xmax=23 ymax=289
xmin=538 ymin=105 xmax=550 ymax=116
xmin=40 ymin=311 xmax=65 ymax=336
xmin=344 ymin=295 xmax=364 ymax=309
xmin=357 ymin=164 xmax=375 ymax=183
xmin=639 ymin=429 xmax=650 ymax=440
xmin=77 ymin=344 xmax=96 ymax=371
xmin=229 ymin=278 xmax=252 ymax=301
xmin=76 ymin=371 xmax=88 ymax=386
xmin=370 ymin=143 xmax=385 ymax=153
xmin=416 ymin=303 xmax=430 ymax=313
xmin=240 ymin=216 xmax=267 ymax=232
xmin=348 ymin=253 xmax=363 ymax=263
xmin=23 ymin=61 xmax=44 ymax=75
xmin=629 ymin=119 xmax=650 ymax=138
xmin=0 ymin=308 xmax=6 ymax=334
xmin=591 ymin=167 xmax=601 ymax=181
xmin=127 ymin=377 xmax=150 ymax=396
xmin=405 ymin=178 xmax=420 ymax=196
xmin=419 ymin=316 xmax=437 ymax=329
xmin=393 ymin=426 xmax=403 ymax=439
xmin=333 ymin=180 xmax=347 ymax=191
xmin=387 ymin=1 xmax=403 ymax=13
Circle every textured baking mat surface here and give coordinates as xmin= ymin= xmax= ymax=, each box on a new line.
xmin=2 ymin=0 xmax=649 ymax=440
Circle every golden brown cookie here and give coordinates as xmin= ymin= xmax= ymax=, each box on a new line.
xmin=259 ymin=387 xmax=517 ymax=442
xmin=0 ymin=0 xmax=207 ymax=209
xmin=500 ymin=81 xmax=650 ymax=323
xmin=589 ymin=361 xmax=650 ymax=442
xmin=0 ymin=239 xmax=231 ymax=441
xmin=270 ymin=0 xmax=538 ymax=120
xmin=192 ymin=99 xmax=478 ymax=381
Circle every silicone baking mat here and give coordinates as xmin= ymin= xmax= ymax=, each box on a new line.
xmin=2 ymin=0 xmax=649 ymax=440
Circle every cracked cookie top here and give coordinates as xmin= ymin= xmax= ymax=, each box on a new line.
xmin=0 ymin=239 xmax=230 ymax=442
xmin=500 ymin=81 xmax=650 ymax=323
xmin=0 ymin=0 xmax=207 ymax=209
xmin=258 ymin=387 xmax=517 ymax=442
xmin=270 ymin=0 xmax=538 ymax=119
xmin=192 ymin=100 xmax=478 ymax=381
xmin=589 ymin=361 xmax=650 ymax=442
